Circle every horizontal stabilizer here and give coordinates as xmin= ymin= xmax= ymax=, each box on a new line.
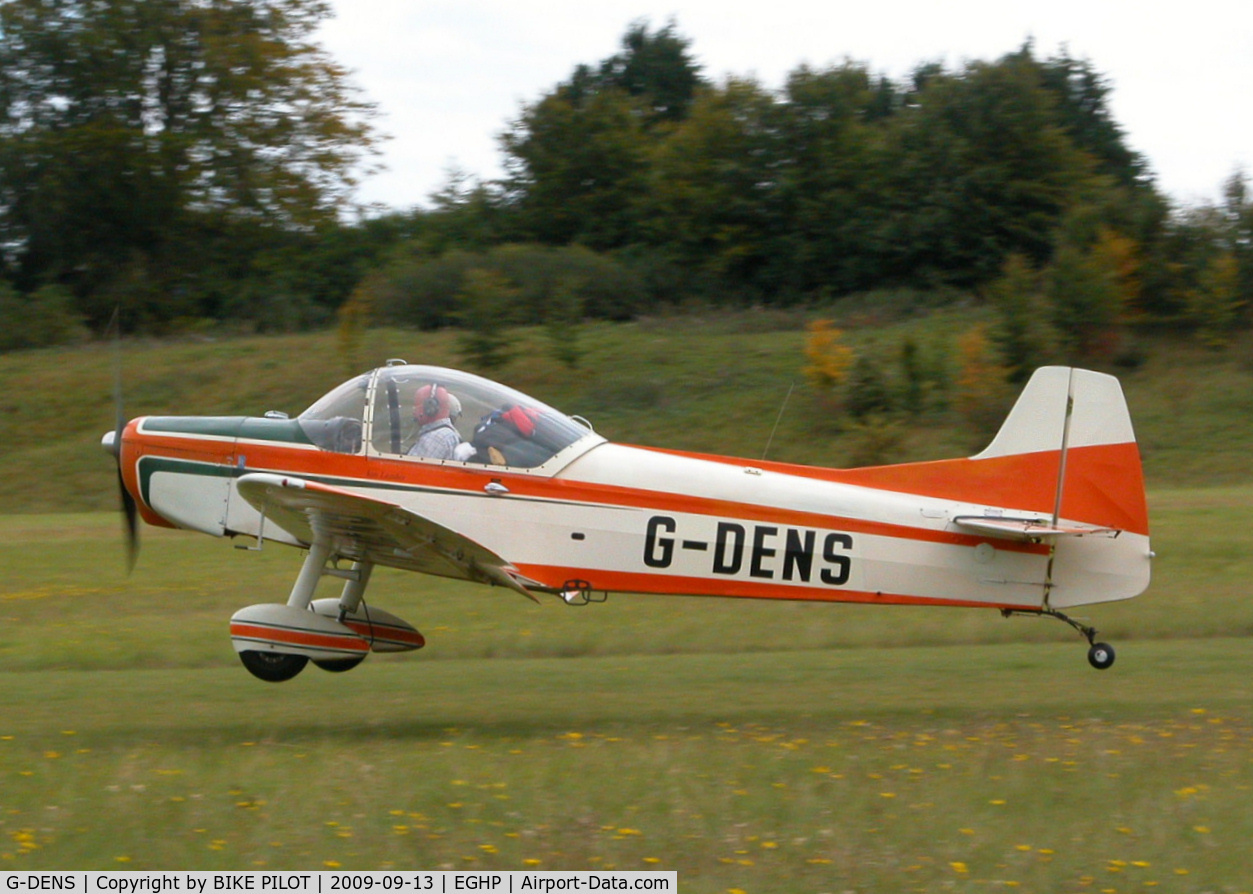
xmin=953 ymin=515 xmax=1120 ymax=541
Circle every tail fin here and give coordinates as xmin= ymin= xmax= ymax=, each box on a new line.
xmin=973 ymin=366 xmax=1149 ymax=538
xmin=958 ymin=366 xmax=1151 ymax=608
xmin=841 ymin=366 xmax=1148 ymax=539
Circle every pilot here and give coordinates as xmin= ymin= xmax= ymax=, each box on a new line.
xmin=408 ymin=384 xmax=470 ymax=460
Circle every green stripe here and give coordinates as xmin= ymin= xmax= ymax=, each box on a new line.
xmin=137 ymin=456 xmax=235 ymax=507
xmin=143 ymin=416 xmax=314 ymax=446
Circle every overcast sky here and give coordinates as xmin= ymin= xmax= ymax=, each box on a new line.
xmin=320 ymin=0 xmax=1252 ymax=213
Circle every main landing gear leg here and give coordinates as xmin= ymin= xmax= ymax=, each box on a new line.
xmin=1001 ymin=607 xmax=1116 ymax=670
xmin=335 ymin=560 xmax=373 ymax=618
xmin=313 ymin=560 xmax=374 ymax=674
xmin=287 ymin=542 xmax=332 ymax=610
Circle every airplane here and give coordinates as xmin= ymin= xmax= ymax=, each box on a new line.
xmin=102 ymin=361 xmax=1151 ymax=682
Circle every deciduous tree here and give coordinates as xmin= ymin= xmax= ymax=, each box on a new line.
xmin=0 ymin=0 xmax=379 ymax=326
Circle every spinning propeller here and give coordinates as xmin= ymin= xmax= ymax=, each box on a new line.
xmin=102 ymin=309 xmax=139 ymax=570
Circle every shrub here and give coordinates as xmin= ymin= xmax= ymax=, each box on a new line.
xmin=953 ymin=325 xmax=1014 ymax=446
xmin=455 ymin=269 xmax=519 ymax=370
xmin=0 ymin=282 xmax=89 ymax=352
xmin=802 ymin=319 xmax=854 ymax=394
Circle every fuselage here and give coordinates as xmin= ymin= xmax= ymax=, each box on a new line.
xmin=119 ymin=410 xmax=1142 ymax=613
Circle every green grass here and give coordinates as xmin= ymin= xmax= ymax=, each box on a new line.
xmin=1 ymin=488 xmax=1252 ymax=885
xmin=2 ymin=646 xmax=1251 ymax=886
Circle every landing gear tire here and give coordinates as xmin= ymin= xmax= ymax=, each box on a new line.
xmin=1087 ymin=642 xmax=1116 ymax=670
xmin=239 ymin=650 xmax=309 ymax=682
xmin=313 ymin=656 xmax=367 ymax=673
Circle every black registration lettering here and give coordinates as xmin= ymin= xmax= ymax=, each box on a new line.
xmin=713 ymin=522 xmax=746 ymax=574
xmin=644 ymin=515 xmax=676 ymax=568
xmin=750 ymin=526 xmax=778 ymax=578
xmin=646 ymin=517 xmax=852 ymax=587
xmin=783 ymin=528 xmax=816 ymax=581
xmin=821 ymin=532 xmax=853 ymax=585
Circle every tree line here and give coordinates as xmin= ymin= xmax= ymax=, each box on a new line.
xmin=2 ymin=6 xmax=1249 ymax=358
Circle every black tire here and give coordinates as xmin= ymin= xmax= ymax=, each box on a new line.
xmin=313 ymin=656 xmax=367 ymax=673
xmin=1087 ymin=642 xmax=1116 ymax=670
xmin=239 ymin=650 xmax=308 ymax=682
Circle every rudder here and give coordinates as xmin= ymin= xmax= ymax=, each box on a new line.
xmin=975 ymin=366 xmax=1148 ymax=537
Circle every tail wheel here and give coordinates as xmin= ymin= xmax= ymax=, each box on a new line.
xmin=1002 ymin=608 xmax=1118 ymax=670
xmin=239 ymin=650 xmax=309 ymax=682
xmin=313 ymin=656 xmax=367 ymax=673
xmin=1087 ymin=642 xmax=1116 ymax=670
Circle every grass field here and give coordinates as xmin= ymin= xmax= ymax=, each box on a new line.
xmin=2 ymin=644 xmax=1251 ymax=887
xmin=2 ymin=318 xmax=1252 ymax=887
xmin=1 ymin=490 xmax=1252 ymax=888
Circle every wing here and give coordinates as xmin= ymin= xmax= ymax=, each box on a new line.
xmin=953 ymin=515 xmax=1120 ymax=541
xmin=235 ymin=472 xmax=538 ymax=601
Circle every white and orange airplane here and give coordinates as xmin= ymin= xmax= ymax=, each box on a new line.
xmin=103 ymin=362 xmax=1151 ymax=682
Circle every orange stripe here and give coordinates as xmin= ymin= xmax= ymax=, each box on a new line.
xmin=516 ymin=565 xmax=1033 ymax=610
xmin=639 ymin=442 xmax=1149 ymax=537
xmin=229 ymin=622 xmax=370 ymax=653
xmin=340 ymin=620 xmax=426 ymax=649
xmin=126 ymin=423 xmax=1145 ymax=541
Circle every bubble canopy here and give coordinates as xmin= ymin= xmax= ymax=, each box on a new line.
xmin=297 ymin=364 xmax=601 ymax=470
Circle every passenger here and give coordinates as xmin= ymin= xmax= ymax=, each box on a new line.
xmin=408 ymin=384 xmax=466 ymax=460
xmin=471 ymin=404 xmax=548 ymax=466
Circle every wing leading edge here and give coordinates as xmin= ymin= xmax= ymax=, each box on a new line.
xmin=235 ymin=473 xmax=538 ymax=601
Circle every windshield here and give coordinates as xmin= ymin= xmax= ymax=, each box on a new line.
xmin=297 ymin=373 xmax=368 ymax=453
xmin=368 ymin=365 xmax=593 ymax=468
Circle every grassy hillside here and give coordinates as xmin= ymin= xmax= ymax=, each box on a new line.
xmin=1 ymin=309 xmax=1251 ymax=513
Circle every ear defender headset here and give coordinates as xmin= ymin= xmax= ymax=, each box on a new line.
xmin=422 ymin=382 xmax=441 ymax=419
